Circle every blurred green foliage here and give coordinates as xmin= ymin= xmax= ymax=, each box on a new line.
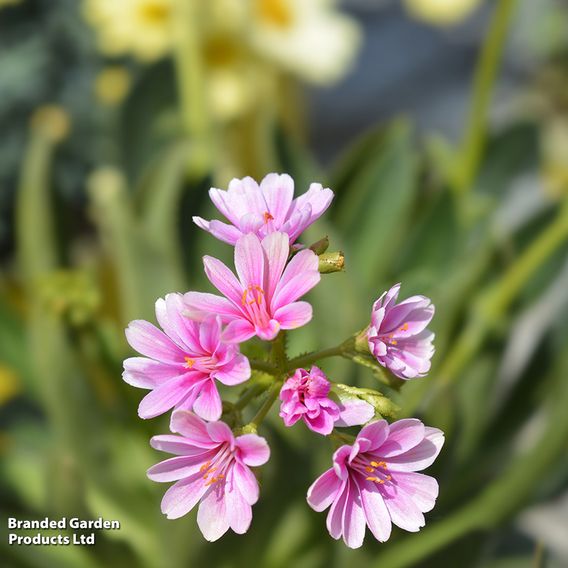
xmin=2 ymin=1 xmax=568 ymax=568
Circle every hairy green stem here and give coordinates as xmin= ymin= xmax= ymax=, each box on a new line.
xmin=250 ymin=359 xmax=279 ymax=374
xmin=246 ymin=382 xmax=281 ymax=431
xmin=234 ymin=382 xmax=269 ymax=411
xmin=286 ymin=339 xmax=353 ymax=371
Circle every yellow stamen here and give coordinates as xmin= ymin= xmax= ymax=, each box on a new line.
xmin=241 ymin=285 xmax=265 ymax=306
xmin=263 ymin=211 xmax=274 ymax=223
xmin=184 ymin=356 xmax=195 ymax=368
xmin=400 ymin=323 xmax=409 ymax=331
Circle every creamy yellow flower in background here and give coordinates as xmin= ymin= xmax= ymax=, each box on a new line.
xmin=404 ymin=0 xmax=484 ymax=26
xmin=83 ymin=0 xmax=173 ymax=62
xmin=250 ymin=0 xmax=361 ymax=84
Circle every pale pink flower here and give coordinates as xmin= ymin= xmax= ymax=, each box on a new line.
xmin=193 ymin=173 xmax=333 ymax=245
xmin=307 ymin=419 xmax=444 ymax=548
xmin=367 ymin=283 xmax=435 ymax=379
xmin=148 ymin=410 xmax=270 ymax=541
xmin=184 ymin=232 xmax=320 ymax=343
xmin=279 ymin=366 xmax=374 ymax=435
xmin=123 ymin=293 xmax=250 ymax=421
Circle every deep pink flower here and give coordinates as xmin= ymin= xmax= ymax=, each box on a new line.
xmin=184 ymin=232 xmax=320 ymax=342
xmin=123 ymin=293 xmax=250 ymax=421
xmin=193 ymin=173 xmax=333 ymax=245
xmin=307 ymin=419 xmax=444 ymax=548
xmin=367 ymin=283 xmax=435 ymax=379
xmin=148 ymin=410 xmax=270 ymax=541
xmin=279 ymin=366 xmax=375 ymax=435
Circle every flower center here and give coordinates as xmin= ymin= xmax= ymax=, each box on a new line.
xmin=263 ymin=211 xmax=274 ymax=224
xmin=256 ymin=0 xmax=294 ymax=28
xmin=184 ymin=356 xmax=195 ymax=369
xmin=200 ymin=444 xmax=233 ymax=487
xmin=353 ymin=457 xmax=392 ymax=485
xmin=242 ymin=285 xmax=264 ymax=306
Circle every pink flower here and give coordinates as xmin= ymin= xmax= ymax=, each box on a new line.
xmin=193 ymin=173 xmax=333 ymax=245
xmin=307 ymin=419 xmax=444 ymax=549
xmin=367 ymin=283 xmax=435 ymax=379
xmin=279 ymin=366 xmax=375 ymax=435
xmin=184 ymin=232 xmax=320 ymax=343
xmin=123 ymin=293 xmax=250 ymax=421
xmin=148 ymin=410 xmax=270 ymax=541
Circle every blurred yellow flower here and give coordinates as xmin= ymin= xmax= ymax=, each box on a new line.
xmin=0 ymin=0 xmax=22 ymax=7
xmin=404 ymin=0 xmax=483 ymax=26
xmin=83 ymin=0 xmax=173 ymax=62
xmin=250 ymin=0 xmax=361 ymax=84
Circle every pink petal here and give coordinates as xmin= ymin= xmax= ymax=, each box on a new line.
xmin=169 ymin=410 xmax=215 ymax=446
xmin=341 ymin=479 xmax=366 ymax=549
xmin=214 ymin=354 xmax=251 ymax=385
xmin=125 ymin=320 xmax=186 ymax=364
xmin=307 ymin=468 xmax=342 ymax=512
xmin=383 ymin=485 xmax=425 ymax=532
xmin=393 ymin=472 xmax=439 ymax=513
xmin=197 ymin=486 xmax=230 ymax=541
xmin=122 ymin=357 xmax=182 ymax=389
xmin=357 ymin=420 xmax=390 ymax=453
xmin=209 ymin=186 xmax=243 ymax=225
xmin=183 ymin=291 xmax=241 ymax=321
xmin=193 ymin=216 xmax=243 ymax=245
xmin=155 ymin=294 xmax=201 ymax=354
xmin=198 ymin=315 xmax=222 ymax=355
xmin=193 ymin=380 xmax=223 ymax=421
xmin=147 ymin=454 xmax=212 ymax=482
xmin=233 ymin=462 xmax=260 ymax=505
xmin=236 ymin=434 xmax=270 ymax=466
xmin=374 ymin=284 xmax=401 ymax=311
xmin=290 ymin=182 xmax=333 ymax=222
xmin=274 ymin=302 xmax=313 ymax=330
xmin=378 ymin=419 xmax=425 ymax=458
xmin=272 ymin=249 xmax=319 ymax=310
xmin=335 ymin=399 xmax=375 ymax=427
xmin=161 ymin=474 xmax=209 ymax=519
xmin=357 ymin=476 xmax=392 ymax=542
xmin=225 ymin=469 xmax=253 ymax=534
xmin=206 ymin=420 xmax=234 ymax=444
xmin=234 ymin=233 xmax=265 ymax=288
xmin=229 ymin=176 xmax=266 ymax=219
xmin=138 ymin=375 xmax=197 ymax=419
xmin=261 ymin=232 xmax=289 ymax=300
xmin=150 ymin=435 xmax=212 ymax=456
xmin=238 ymin=212 xmax=264 ymax=234
xmin=259 ymin=173 xmax=294 ymax=226
xmin=255 ymin=318 xmax=281 ymax=340
xmin=203 ymin=257 xmax=243 ymax=307
xmin=221 ymin=319 xmax=256 ymax=343
xmin=281 ymin=205 xmax=312 ymax=243
xmin=326 ymin=480 xmax=349 ymax=540
xmin=386 ymin=427 xmax=444 ymax=472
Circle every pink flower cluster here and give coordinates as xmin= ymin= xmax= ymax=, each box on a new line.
xmin=122 ymin=173 xmax=443 ymax=547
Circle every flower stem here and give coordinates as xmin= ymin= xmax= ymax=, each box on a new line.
xmin=285 ymin=339 xmax=354 ymax=371
xmin=452 ymin=0 xmax=518 ymax=198
xmin=246 ymin=382 xmax=282 ymax=431
xmin=234 ymin=382 xmax=269 ymax=411
xmin=249 ymin=359 xmax=279 ymax=374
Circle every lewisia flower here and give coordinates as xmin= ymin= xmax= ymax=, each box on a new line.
xmin=148 ymin=410 xmax=270 ymax=541
xmin=367 ymin=283 xmax=435 ymax=379
xmin=251 ymin=0 xmax=361 ymax=85
xmin=279 ymin=366 xmax=374 ymax=435
xmin=83 ymin=0 xmax=172 ymax=62
xmin=404 ymin=0 xmax=482 ymax=26
xmin=184 ymin=232 xmax=320 ymax=342
xmin=123 ymin=293 xmax=250 ymax=421
xmin=193 ymin=173 xmax=333 ymax=245
xmin=307 ymin=419 xmax=444 ymax=548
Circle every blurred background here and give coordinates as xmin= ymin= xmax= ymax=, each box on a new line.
xmin=1 ymin=0 xmax=568 ymax=567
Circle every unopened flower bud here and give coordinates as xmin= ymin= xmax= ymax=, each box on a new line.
xmin=318 ymin=251 xmax=344 ymax=274
xmin=309 ymin=236 xmax=329 ymax=255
